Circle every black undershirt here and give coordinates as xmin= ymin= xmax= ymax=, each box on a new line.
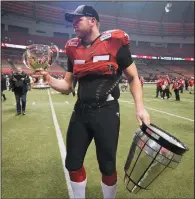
xmin=67 ymin=44 xmax=133 ymax=103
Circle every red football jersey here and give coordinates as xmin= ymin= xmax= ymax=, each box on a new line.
xmin=156 ymin=78 xmax=163 ymax=87
xmin=172 ymin=80 xmax=181 ymax=89
xmin=162 ymin=79 xmax=169 ymax=89
xmin=180 ymin=79 xmax=185 ymax=87
xmin=65 ymin=29 xmax=130 ymax=78
xmin=189 ymin=79 xmax=194 ymax=87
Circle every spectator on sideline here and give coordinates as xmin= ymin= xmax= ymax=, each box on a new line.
xmin=9 ymin=65 xmax=30 ymax=115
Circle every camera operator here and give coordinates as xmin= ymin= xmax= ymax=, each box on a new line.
xmin=10 ymin=67 xmax=30 ymax=115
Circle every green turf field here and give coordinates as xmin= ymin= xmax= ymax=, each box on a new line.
xmin=2 ymin=85 xmax=194 ymax=198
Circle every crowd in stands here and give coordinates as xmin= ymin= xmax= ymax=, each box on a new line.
xmin=2 ymin=30 xmax=194 ymax=57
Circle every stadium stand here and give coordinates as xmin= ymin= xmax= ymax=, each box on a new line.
xmin=1 ymin=2 xmax=194 ymax=80
xmin=2 ymin=28 xmax=194 ymax=58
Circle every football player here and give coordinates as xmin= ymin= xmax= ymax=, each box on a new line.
xmin=161 ymin=76 xmax=171 ymax=99
xmin=172 ymin=77 xmax=181 ymax=101
xmin=188 ymin=77 xmax=194 ymax=94
xmin=35 ymin=5 xmax=150 ymax=198
xmin=121 ymin=79 xmax=128 ymax=92
xmin=155 ymin=76 xmax=163 ymax=98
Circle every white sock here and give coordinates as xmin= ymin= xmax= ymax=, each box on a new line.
xmin=101 ymin=181 xmax=117 ymax=199
xmin=70 ymin=178 xmax=87 ymax=199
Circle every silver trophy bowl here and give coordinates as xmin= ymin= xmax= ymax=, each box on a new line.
xmin=124 ymin=123 xmax=189 ymax=193
xmin=23 ymin=44 xmax=59 ymax=71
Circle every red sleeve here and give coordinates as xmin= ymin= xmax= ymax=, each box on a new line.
xmin=102 ymin=29 xmax=130 ymax=47
xmin=111 ymin=29 xmax=130 ymax=46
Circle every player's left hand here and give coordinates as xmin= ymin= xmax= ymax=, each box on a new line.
xmin=136 ymin=108 xmax=150 ymax=126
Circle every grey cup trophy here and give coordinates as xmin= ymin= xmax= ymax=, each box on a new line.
xmin=23 ymin=44 xmax=59 ymax=88
xmin=23 ymin=44 xmax=59 ymax=71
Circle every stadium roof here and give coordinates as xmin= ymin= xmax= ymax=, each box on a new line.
xmin=1 ymin=1 xmax=194 ymax=37
xmin=38 ymin=1 xmax=194 ymax=23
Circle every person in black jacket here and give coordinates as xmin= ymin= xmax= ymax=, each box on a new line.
xmin=10 ymin=67 xmax=30 ymax=115
xmin=1 ymin=73 xmax=7 ymax=101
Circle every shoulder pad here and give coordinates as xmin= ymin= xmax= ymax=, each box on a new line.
xmin=65 ymin=38 xmax=80 ymax=48
xmin=101 ymin=29 xmax=119 ymax=34
xmin=100 ymin=29 xmax=118 ymax=41
xmin=65 ymin=38 xmax=80 ymax=57
xmin=100 ymin=29 xmax=130 ymax=45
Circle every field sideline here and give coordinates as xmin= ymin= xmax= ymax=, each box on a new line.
xmin=2 ymin=85 xmax=194 ymax=198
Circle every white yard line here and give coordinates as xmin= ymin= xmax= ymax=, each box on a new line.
xmin=143 ymin=98 xmax=194 ymax=103
xmin=119 ymin=99 xmax=194 ymax=122
xmin=120 ymin=93 xmax=194 ymax=103
xmin=47 ymin=90 xmax=73 ymax=199
xmin=180 ymin=99 xmax=194 ymax=103
xmin=149 ymin=97 xmax=194 ymax=103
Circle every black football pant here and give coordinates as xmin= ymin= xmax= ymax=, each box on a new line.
xmin=65 ymin=100 xmax=120 ymax=176
xmin=162 ymin=89 xmax=170 ymax=99
xmin=156 ymin=87 xmax=162 ymax=97
xmin=174 ymin=89 xmax=180 ymax=101
xmin=180 ymin=86 xmax=184 ymax=93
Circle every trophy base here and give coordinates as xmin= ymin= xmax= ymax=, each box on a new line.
xmin=33 ymin=84 xmax=50 ymax=89
xmin=33 ymin=76 xmax=50 ymax=89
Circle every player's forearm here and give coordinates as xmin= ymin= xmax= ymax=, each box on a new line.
xmin=47 ymin=75 xmax=72 ymax=94
xmin=129 ymin=76 xmax=144 ymax=110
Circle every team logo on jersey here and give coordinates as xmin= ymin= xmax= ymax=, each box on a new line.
xmin=69 ymin=41 xmax=79 ymax=46
xmin=100 ymin=33 xmax=112 ymax=41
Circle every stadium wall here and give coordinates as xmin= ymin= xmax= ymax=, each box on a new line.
xmin=2 ymin=14 xmax=194 ymax=44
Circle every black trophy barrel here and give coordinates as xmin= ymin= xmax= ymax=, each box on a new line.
xmin=140 ymin=123 xmax=189 ymax=155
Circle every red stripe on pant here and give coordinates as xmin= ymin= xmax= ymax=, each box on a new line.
xmin=102 ymin=171 xmax=117 ymax=186
xmin=69 ymin=165 xmax=86 ymax=182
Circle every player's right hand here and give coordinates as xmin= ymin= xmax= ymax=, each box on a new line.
xmin=33 ymin=69 xmax=51 ymax=83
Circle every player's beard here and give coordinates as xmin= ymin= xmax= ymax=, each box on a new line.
xmin=75 ymin=28 xmax=92 ymax=40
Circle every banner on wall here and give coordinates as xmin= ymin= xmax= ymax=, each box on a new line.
xmin=1 ymin=42 xmax=194 ymax=61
